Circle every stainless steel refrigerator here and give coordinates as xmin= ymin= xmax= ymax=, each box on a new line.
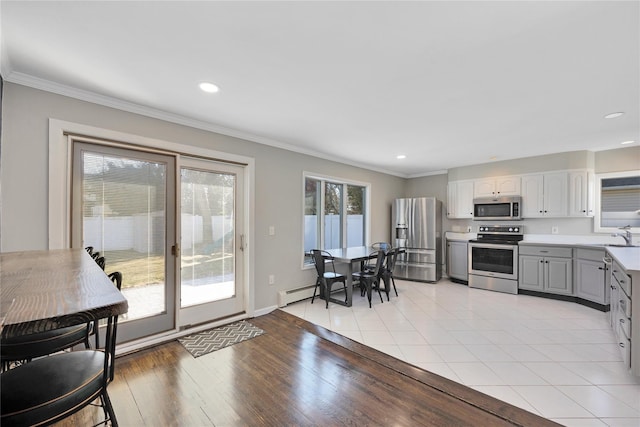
xmin=391 ymin=197 xmax=442 ymax=282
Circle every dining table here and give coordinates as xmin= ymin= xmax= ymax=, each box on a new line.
xmin=321 ymin=246 xmax=384 ymax=307
xmin=0 ymin=248 xmax=128 ymax=340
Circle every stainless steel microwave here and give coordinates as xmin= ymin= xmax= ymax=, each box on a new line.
xmin=473 ymin=196 xmax=522 ymax=221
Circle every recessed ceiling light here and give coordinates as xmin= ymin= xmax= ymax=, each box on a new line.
xmin=199 ymin=82 xmax=219 ymax=93
xmin=396 ymin=155 xmax=406 ymax=159
xmin=604 ymin=112 xmax=624 ymax=119
xmin=621 ymin=140 xmax=635 ymax=145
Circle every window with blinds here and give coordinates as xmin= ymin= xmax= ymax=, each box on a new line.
xmin=600 ymin=176 xmax=640 ymax=227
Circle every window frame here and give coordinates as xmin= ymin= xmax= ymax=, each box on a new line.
xmin=302 ymin=172 xmax=371 ymax=268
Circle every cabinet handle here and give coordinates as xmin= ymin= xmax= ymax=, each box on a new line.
xmin=598 ymin=267 xmax=604 ymax=270
xmin=545 ymin=260 xmax=549 ymax=264
xmin=620 ymin=318 xmax=625 ymax=324
xmin=539 ymin=210 xmax=543 ymax=213
xmin=582 ymin=210 xmax=586 ymax=213
xmin=620 ymin=279 xmax=625 ymax=284
xmin=620 ymin=342 xmax=625 ymax=348
xmin=544 ymin=210 xmax=548 ymax=213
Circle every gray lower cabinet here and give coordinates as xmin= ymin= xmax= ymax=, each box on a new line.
xmin=447 ymin=240 xmax=468 ymax=282
xmin=610 ymin=258 xmax=632 ymax=371
xmin=575 ymin=248 xmax=608 ymax=305
xmin=519 ymin=245 xmax=573 ymax=295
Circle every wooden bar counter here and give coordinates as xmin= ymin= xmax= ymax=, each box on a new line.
xmin=0 ymin=248 xmax=128 ymax=339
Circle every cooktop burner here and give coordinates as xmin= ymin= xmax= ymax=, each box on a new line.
xmin=470 ymin=225 xmax=524 ymax=245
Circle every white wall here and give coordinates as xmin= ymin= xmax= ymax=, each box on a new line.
xmin=0 ymin=83 xmax=406 ymax=311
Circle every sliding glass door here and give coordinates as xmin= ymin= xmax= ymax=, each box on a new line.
xmin=71 ymin=139 xmax=247 ymax=342
xmin=72 ymin=142 xmax=176 ymax=342
xmin=178 ymin=158 xmax=245 ymax=327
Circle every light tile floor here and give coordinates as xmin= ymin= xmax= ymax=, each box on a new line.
xmin=281 ymin=278 xmax=640 ymax=427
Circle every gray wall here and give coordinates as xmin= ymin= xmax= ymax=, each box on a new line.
xmin=447 ymin=151 xmax=595 ymax=181
xmin=1 ymin=82 xmax=638 ymax=310
xmin=0 ymin=83 xmax=406 ymax=310
xmin=595 ymin=146 xmax=640 ymax=173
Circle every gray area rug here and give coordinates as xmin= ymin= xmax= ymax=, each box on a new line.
xmin=178 ymin=320 xmax=265 ymax=358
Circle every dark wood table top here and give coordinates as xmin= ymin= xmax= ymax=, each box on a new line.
xmin=0 ymin=248 xmax=128 ymax=339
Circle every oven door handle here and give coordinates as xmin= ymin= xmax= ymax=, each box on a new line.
xmin=469 ymin=243 xmax=518 ymax=250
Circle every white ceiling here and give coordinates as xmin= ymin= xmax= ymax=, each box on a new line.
xmin=1 ymin=1 xmax=638 ymax=177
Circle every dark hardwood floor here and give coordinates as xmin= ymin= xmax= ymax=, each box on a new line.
xmin=59 ymin=310 xmax=560 ymax=426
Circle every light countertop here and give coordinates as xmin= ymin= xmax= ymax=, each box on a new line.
xmin=445 ymin=232 xmax=476 ymax=241
xmin=606 ymin=246 xmax=640 ymax=272
xmin=520 ymin=234 xmax=637 ymax=247
xmin=443 ymin=232 xmax=639 ymax=272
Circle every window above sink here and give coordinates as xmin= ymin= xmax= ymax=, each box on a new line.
xmin=594 ymin=170 xmax=640 ymax=234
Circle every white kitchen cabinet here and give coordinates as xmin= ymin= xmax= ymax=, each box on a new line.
xmin=575 ymin=248 xmax=608 ymax=305
xmin=519 ymin=245 xmax=573 ymax=295
xmin=447 ymin=240 xmax=468 ymax=282
xmin=568 ymin=170 xmax=595 ymax=217
xmin=473 ymin=176 xmax=521 ymax=198
xmin=447 ymin=180 xmax=474 ymax=219
xmin=521 ymin=174 xmax=544 ymax=217
xmin=521 ymin=172 xmax=568 ymax=218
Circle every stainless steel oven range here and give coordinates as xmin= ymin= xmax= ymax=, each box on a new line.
xmin=468 ymin=225 xmax=523 ymax=294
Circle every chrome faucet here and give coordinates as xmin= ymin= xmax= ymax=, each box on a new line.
xmin=612 ymin=225 xmax=633 ymax=246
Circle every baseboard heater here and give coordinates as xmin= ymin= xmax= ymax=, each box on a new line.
xmin=277 ymin=284 xmax=316 ymax=307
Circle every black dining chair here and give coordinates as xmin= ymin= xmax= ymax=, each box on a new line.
xmin=380 ymin=247 xmax=400 ymax=300
xmin=353 ymin=250 xmax=385 ymax=308
xmin=363 ymin=242 xmax=391 ymax=274
xmin=92 ymin=271 xmax=123 ymax=349
xmin=95 ymin=255 xmax=106 ymax=271
xmin=1 ymin=313 xmax=121 ymax=426
xmin=0 ymin=324 xmax=91 ymax=372
xmin=311 ymin=250 xmax=348 ymax=309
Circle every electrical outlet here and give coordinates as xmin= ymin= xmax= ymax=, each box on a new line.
xmin=551 ymin=226 xmax=559 ymax=235
xmin=268 ymin=274 xmax=275 ymax=285
xmin=268 ymin=226 xmax=275 ymax=236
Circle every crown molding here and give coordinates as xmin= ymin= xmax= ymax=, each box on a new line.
xmin=407 ymin=170 xmax=449 ymax=179
xmin=4 ymin=71 xmax=410 ymax=178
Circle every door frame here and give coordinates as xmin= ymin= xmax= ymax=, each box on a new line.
xmin=48 ymin=119 xmax=255 ymax=342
